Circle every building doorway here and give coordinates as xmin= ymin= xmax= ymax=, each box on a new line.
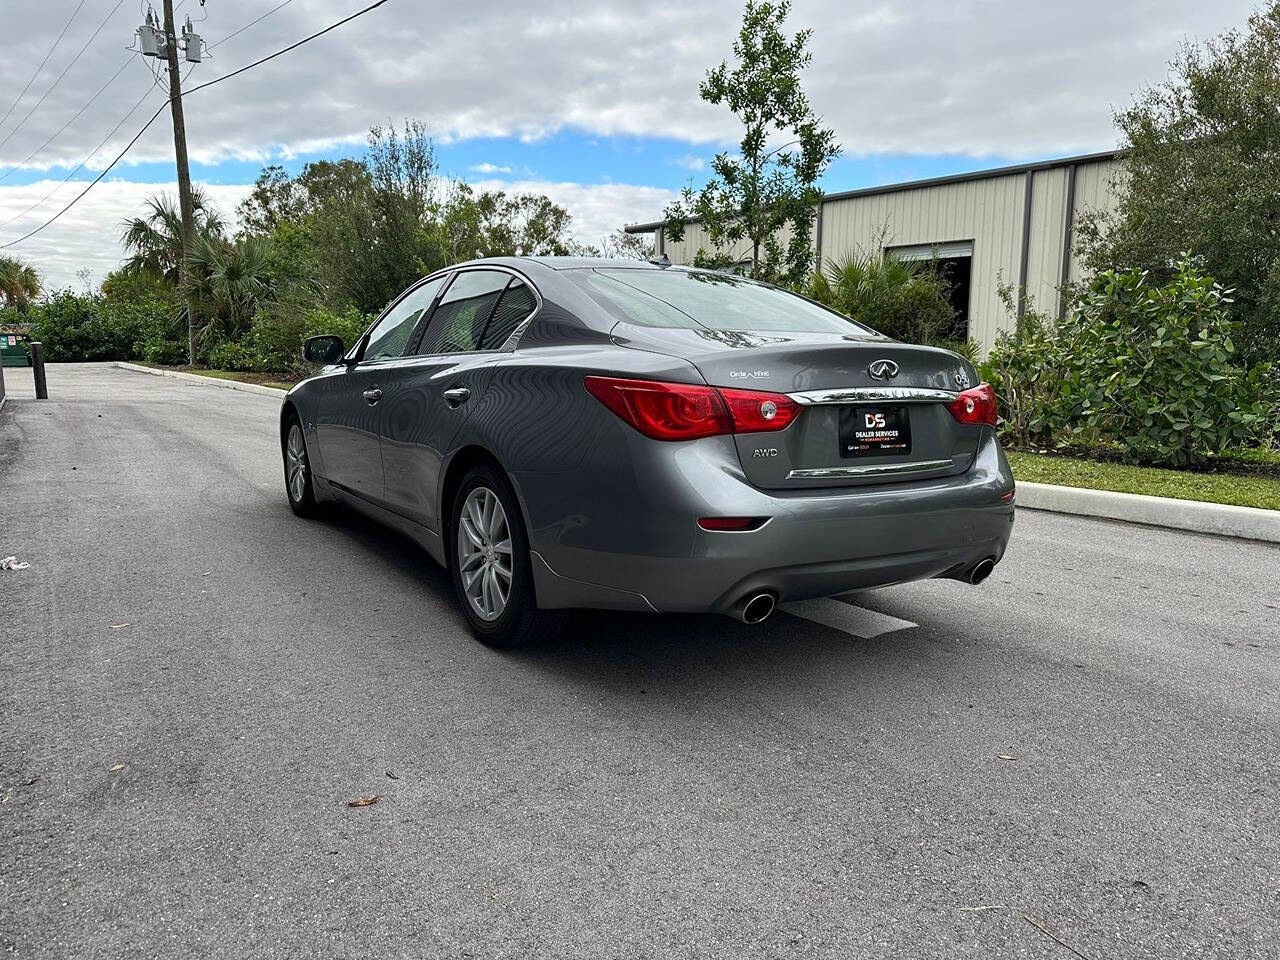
xmin=887 ymin=240 xmax=973 ymax=343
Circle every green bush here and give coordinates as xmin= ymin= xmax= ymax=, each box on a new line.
xmin=138 ymin=336 xmax=188 ymax=366
xmin=979 ymin=286 xmax=1076 ymax=449
xmin=207 ymin=339 xmax=268 ymax=372
xmin=984 ymin=257 xmax=1279 ymax=465
xmin=1063 ymin=258 xmax=1277 ymax=465
xmin=23 ymin=290 xmax=171 ymax=363
xmin=223 ymin=303 xmax=372 ymax=375
xmin=802 ymin=250 xmax=964 ymax=349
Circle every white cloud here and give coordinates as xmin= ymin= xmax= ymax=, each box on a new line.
xmin=670 ymin=154 xmax=706 ymax=172
xmin=0 ymin=0 xmax=1262 ymax=288
xmin=468 ymin=179 xmax=679 ymax=245
xmin=0 ymin=0 xmax=1259 ymax=173
xmin=0 ymin=180 xmax=253 ymax=291
xmin=469 ymin=163 xmax=515 ymax=175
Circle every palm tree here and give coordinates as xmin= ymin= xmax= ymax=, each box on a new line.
xmin=0 ymin=255 xmax=41 ymax=311
xmin=184 ymin=233 xmax=280 ymax=345
xmin=120 ymin=187 xmax=227 ymax=283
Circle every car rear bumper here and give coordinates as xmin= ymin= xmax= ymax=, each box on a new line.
xmin=516 ymin=428 xmax=1015 ymax=614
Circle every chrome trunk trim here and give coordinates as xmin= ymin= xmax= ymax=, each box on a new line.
xmin=788 ymin=386 xmax=958 ymax=405
xmin=786 ymin=459 xmax=955 ymax=480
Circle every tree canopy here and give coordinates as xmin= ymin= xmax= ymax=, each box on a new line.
xmin=662 ymin=0 xmax=839 ymax=286
xmin=0 ymin=255 xmax=41 ymax=312
xmin=1078 ymin=1 xmax=1280 ymax=364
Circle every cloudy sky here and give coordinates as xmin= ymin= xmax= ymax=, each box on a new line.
xmin=0 ymin=0 xmax=1258 ymax=289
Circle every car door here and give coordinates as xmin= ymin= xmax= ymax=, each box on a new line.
xmin=313 ymin=276 xmax=444 ymax=504
xmin=377 ymin=269 xmax=539 ymax=530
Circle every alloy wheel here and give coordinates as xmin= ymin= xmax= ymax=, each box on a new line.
xmin=457 ymin=486 xmax=513 ymax=621
xmin=286 ymin=423 xmax=308 ymax=503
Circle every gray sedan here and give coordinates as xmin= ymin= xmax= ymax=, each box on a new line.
xmin=281 ymin=257 xmax=1015 ymax=647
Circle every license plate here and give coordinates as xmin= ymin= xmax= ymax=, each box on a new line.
xmin=839 ymin=405 xmax=911 ymax=458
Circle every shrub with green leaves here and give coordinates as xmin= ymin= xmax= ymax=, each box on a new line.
xmin=207 ymin=339 xmax=268 ymax=372
xmin=979 ymin=298 xmax=1075 ymax=450
xmin=984 ymin=257 xmax=1278 ymax=465
xmin=803 ymin=250 xmax=965 ymax=350
xmin=1062 ymin=258 xmax=1276 ymax=465
xmin=23 ymin=290 xmax=171 ymax=363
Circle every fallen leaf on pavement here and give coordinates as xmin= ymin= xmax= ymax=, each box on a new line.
xmin=110 ymin=623 xmax=129 ymax=629
xmin=385 ymin=771 xmax=399 ymax=780
xmin=110 ymin=763 xmax=126 ymax=772
xmin=997 ymin=754 xmax=1018 ymax=761
xmin=347 ymin=795 xmax=380 ymax=808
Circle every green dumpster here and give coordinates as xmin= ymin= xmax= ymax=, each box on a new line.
xmin=1 ymin=332 xmax=29 ymax=367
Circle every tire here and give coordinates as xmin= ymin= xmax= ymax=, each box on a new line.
xmin=282 ymin=412 xmax=320 ymax=518
xmin=449 ymin=463 xmax=566 ymax=649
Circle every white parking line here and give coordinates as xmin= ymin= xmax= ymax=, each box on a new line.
xmin=778 ymin=597 xmax=918 ymax=639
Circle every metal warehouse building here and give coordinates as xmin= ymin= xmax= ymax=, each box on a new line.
xmin=625 ymin=150 xmax=1123 ymax=352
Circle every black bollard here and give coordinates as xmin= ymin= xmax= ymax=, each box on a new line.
xmin=30 ymin=341 xmax=47 ymax=400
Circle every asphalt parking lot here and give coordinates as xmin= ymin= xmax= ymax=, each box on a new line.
xmin=2 ymin=363 xmax=1278 ymax=959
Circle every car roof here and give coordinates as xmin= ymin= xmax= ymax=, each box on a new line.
xmin=520 ymin=256 xmax=670 ymax=271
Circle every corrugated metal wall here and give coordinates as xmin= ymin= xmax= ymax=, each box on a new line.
xmin=651 ymin=155 xmax=1124 ymax=351
xmin=820 ymin=173 xmax=1026 ymax=348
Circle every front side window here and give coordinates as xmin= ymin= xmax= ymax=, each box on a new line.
xmin=578 ymin=268 xmax=873 ymax=335
xmin=363 ymin=276 xmax=445 ymax=361
xmin=417 ymin=270 xmax=510 ymax=355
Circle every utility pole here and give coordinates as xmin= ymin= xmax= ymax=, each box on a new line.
xmin=160 ymin=0 xmax=198 ymax=364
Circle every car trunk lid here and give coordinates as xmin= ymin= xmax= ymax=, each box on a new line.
xmin=610 ymin=324 xmax=983 ymax=490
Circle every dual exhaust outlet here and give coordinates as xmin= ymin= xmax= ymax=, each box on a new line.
xmin=725 ymin=556 xmax=996 ymax=625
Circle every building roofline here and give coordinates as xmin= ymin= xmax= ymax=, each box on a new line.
xmin=623 ymin=148 xmax=1125 ymax=233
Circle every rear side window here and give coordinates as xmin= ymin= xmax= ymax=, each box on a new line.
xmin=480 ymin=279 xmax=537 ymax=350
xmin=580 ymin=268 xmax=871 ymax=335
xmin=417 ymin=270 xmax=509 ymax=355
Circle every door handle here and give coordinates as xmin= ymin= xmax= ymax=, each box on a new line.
xmin=362 ymin=388 xmax=383 ymax=405
xmin=443 ymin=387 xmax=471 ymax=408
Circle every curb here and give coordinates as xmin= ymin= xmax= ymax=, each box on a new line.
xmin=109 ymin=362 xmax=1277 ymax=545
xmin=115 ymin=361 xmax=288 ymax=399
xmin=1017 ymin=481 xmax=1280 ymax=544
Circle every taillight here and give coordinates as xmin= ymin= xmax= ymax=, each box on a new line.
xmin=584 ymin=376 xmax=732 ymax=440
xmin=585 ymin=376 xmax=799 ymax=441
xmin=947 ymin=383 xmax=998 ymax=427
xmin=717 ymin=386 xmax=799 ymax=432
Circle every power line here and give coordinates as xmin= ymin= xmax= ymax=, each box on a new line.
xmin=0 ymin=59 xmax=132 ymax=184
xmin=184 ymin=0 xmax=389 ymax=96
xmin=0 ymin=65 xmax=196 ymax=231
xmin=208 ymin=0 xmax=294 ymax=50
xmin=0 ymin=0 xmax=277 ymax=204
xmin=1 ymin=0 xmax=394 ymax=250
xmin=0 ymin=0 xmax=130 ymax=152
xmin=0 ymin=0 xmax=188 ymax=178
xmin=0 ymin=0 xmax=88 ymax=131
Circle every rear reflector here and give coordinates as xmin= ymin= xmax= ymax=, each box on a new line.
xmin=947 ymin=383 xmax=998 ymax=428
xmin=584 ymin=376 xmax=798 ymax=441
xmin=697 ymin=517 xmax=767 ymax=531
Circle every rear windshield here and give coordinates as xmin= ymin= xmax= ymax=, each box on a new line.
xmin=577 ymin=268 xmax=872 ymax=335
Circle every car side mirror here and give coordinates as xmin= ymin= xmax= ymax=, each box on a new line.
xmin=303 ymin=335 xmax=345 ymax=365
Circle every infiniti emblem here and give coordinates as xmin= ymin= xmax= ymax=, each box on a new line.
xmin=868 ymin=359 xmax=899 ymax=380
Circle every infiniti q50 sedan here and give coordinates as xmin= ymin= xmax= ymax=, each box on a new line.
xmin=281 ymin=257 xmax=1015 ymax=647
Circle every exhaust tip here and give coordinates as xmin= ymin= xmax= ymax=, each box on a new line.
xmin=968 ymin=557 xmax=996 ymax=585
xmin=729 ymin=592 xmax=776 ymax=624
